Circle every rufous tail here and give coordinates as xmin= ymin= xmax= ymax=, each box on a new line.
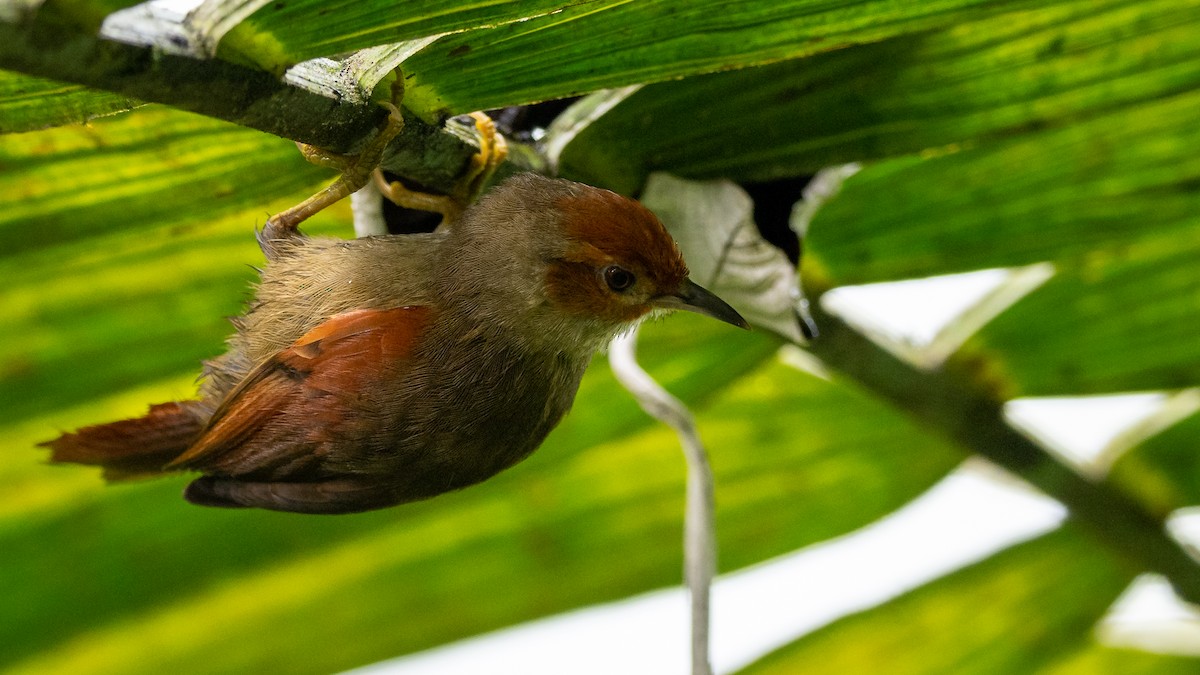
xmin=39 ymin=402 xmax=205 ymax=480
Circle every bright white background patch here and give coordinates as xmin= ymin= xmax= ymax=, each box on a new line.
xmin=820 ymin=265 xmax=1053 ymax=368
xmin=1005 ymin=393 xmax=1169 ymax=469
xmin=1099 ymin=574 xmax=1200 ymax=656
xmin=822 ymin=268 xmax=1012 ymax=347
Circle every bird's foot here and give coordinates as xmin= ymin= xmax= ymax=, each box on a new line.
xmin=259 ymin=79 xmax=407 ymax=259
xmin=456 ymin=111 xmax=509 ymax=203
xmin=374 ymin=110 xmax=508 ymax=228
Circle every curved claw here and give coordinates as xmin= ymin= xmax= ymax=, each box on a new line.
xmin=374 ymin=110 xmax=508 ymax=229
xmin=458 ymin=111 xmax=509 ymax=203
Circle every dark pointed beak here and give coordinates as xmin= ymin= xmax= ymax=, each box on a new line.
xmin=654 ymin=279 xmax=750 ymax=329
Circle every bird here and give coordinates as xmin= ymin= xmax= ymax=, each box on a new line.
xmin=40 ymin=172 xmax=748 ymax=514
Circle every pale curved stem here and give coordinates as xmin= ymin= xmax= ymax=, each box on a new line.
xmin=350 ymin=178 xmax=388 ymax=238
xmin=610 ymin=326 xmax=715 ymax=675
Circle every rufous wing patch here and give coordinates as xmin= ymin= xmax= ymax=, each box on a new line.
xmin=168 ymin=306 xmax=432 ymax=477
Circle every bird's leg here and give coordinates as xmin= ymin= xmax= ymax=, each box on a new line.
xmin=374 ymin=111 xmax=508 ymax=229
xmin=259 ymin=99 xmax=405 ymax=260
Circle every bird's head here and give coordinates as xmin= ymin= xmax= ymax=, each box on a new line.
xmin=446 ymin=174 xmax=747 ymax=351
xmin=542 ymin=180 xmax=747 ymax=331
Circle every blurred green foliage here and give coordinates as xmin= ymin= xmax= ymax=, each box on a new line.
xmin=2 ymin=0 xmax=1199 ymax=672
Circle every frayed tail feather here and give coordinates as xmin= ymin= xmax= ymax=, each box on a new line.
xmin=39 ymin=402 xmax=205 ymax=480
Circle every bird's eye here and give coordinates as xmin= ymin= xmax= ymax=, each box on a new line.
xmin=603 ymin=265 xmax=636 ymax=292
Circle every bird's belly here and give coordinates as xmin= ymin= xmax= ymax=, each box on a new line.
xmin=362 ymin=347 xmax=586 ymax=503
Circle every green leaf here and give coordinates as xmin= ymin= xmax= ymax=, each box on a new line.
xmin=33 ymin=0 xmax=148 ymax=33
xmin=558 ymin=0 xmax=1200 ymax=193
xmin=1038 ymin=643 xmax=1200 ymax=674
xmin=0 ymin=105 xmax=333 ymax=255
xmin=805 ymin=89 xmax=1200 ymax=286
xmin=218 ymin=0 xmax=588 ymax=75
xmin=737 ymin=527 xmax=1138 ymax=675
xmin=397 ymin=0 xmax=1023 ymax=117
xmin=799 ymin=87 xmax=1200 ymax=395
xmin=0 ymin=106 xmax=333 ymax=426
xmin=0 ymin=70 xmax=139 ymax=133
xmin=970 ymin=236 xmax=1200 ymax=395
xmin=1110 ymin=411 xmax=1200 ymax=516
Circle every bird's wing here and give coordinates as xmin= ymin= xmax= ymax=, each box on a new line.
xmin=168 ymin=305 xmax=433 ymax=478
